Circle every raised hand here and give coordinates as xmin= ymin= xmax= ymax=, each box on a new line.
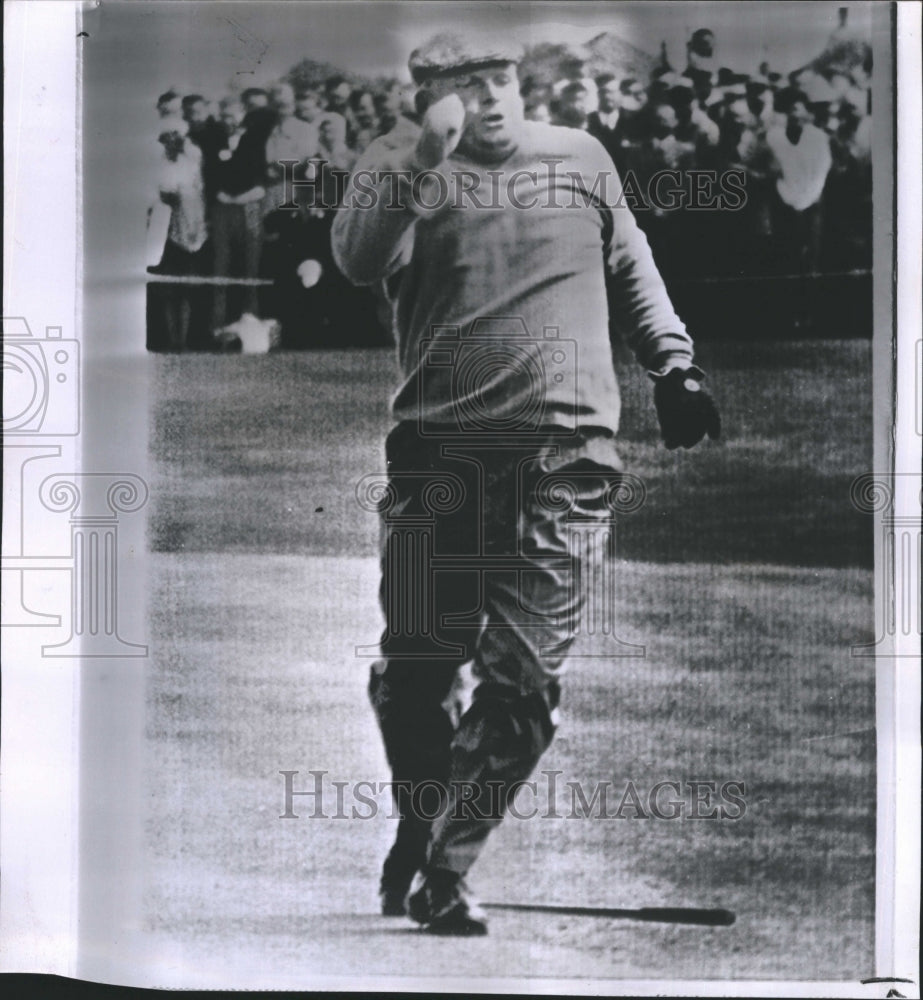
xmin=413 ymin=93 xmax=467 ymax=169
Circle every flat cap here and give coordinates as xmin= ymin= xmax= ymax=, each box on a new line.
xmin=409 ymin=32 xmax=523 ymax=84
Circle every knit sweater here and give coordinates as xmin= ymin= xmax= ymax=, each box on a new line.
xmin=332 ymin=120 xmax=694 ymax=434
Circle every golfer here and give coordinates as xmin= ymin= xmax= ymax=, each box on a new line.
xmin=332 ymin=32 xmax=720 ymax=936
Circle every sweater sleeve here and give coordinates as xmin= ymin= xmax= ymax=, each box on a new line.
xmin=605 ymin=202 xmax=696 ymax=371
xmin=576 ymin=134 xmax=696 ymax=371
xmin=330 ymin=131 xmax=420 ymax=286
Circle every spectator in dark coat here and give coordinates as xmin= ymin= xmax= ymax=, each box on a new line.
xmin=182 ymin=94 xmax=225 ymax=205
xmin=586 ymin=73 xmax=633 ymax=173
xmin=209 ymin=96 xmax=274 ymax=332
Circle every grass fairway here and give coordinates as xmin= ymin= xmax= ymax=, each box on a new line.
xmin=150 ymin=339 xmax=872 ymax=568
xmin=142 ymin=341 xmax=875 ymax=986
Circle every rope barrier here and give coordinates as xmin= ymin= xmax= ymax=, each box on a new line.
xmin=146 ymin=274 xmax=275 ymax=286
xmin=668 ymin=268 xmax=872 ymax=286
xmin=145 ymin=269 xmax=872 ymax=288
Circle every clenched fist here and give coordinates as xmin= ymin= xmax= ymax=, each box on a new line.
xmin=413 ymin=93 xmax=467 ymax=169
xmin=653 ymin=367 xmax=721 ymax=450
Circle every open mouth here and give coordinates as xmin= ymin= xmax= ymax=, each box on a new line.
xmin=482 ymin=113 xmax=505 ymax=130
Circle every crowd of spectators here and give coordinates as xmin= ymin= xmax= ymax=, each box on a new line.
xmin=147 ymin=21 xmax=873 ymax=351
xmin=528 ymin=27 xmax=872 ymax=283
xmin=147 ymin=75 xmax=407 ymax=349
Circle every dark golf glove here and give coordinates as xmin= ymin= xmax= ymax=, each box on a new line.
xmin=652 ymin=366 xmax=721 ymax=450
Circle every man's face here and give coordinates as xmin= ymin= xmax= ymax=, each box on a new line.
xmin=158 ymin=97 xmax=182 ymax=119
xmin=183 ymin=100 xmax=208 ymax=126
xmin=220 ymin=102 xmax=243 ymax=131
xmin=598 ymin=81 xmax=620 ymax=113
xmin=620 ymin=82 xmax=645 ymax=113
xmin=328 ymin=83 xmax=350 ymax=111
xmin=829 ymin=73 xmax=851 ymax=98
xmin=788 ymin=101 xmax=812 ymax=128
xmin=822 ymin=111 xmax=840 ymax=136
xmin=296 ymin=90 xmax=321 ymax=121
xmin=561 ymin=88 xmax=591 ymax=119
xmin=652 ymin=105 xmax=677 ymax=138
xmin=356 ymin=92 xmax=376 ymax=125
xmin=726 ymin=97 xmax=752 ymax=129
xmin=561 ymin=57 xmax=586 ymax=81
xmin=691 ymin=32 xmax=715 ymax=59
xmin=382 ymin=85 xmax=403 ymax=114
xmin=244 ymin=92 xmax=268 ymax=112
xmin=431 ymin=64 xmax=523 ymax=162
xmin=271 ymin=84 xmax=296 ymax=117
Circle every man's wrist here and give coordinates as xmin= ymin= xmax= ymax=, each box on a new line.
xmin=647 ymin=352 xmax=703 ymax=382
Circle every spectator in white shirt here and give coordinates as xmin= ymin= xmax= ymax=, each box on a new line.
xmin=295 ymin=85 xmax=325 ymax=125
xmin=151 ymin=124 xmax=210 ymax=349
xmin=766 ymin=87 xmax=832 ymax=273
xmin=264 ymin=82 xmax=319 ymax=217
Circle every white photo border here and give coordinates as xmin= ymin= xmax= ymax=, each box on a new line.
xmin=1 ymin=1 xmax=919 ymax=994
